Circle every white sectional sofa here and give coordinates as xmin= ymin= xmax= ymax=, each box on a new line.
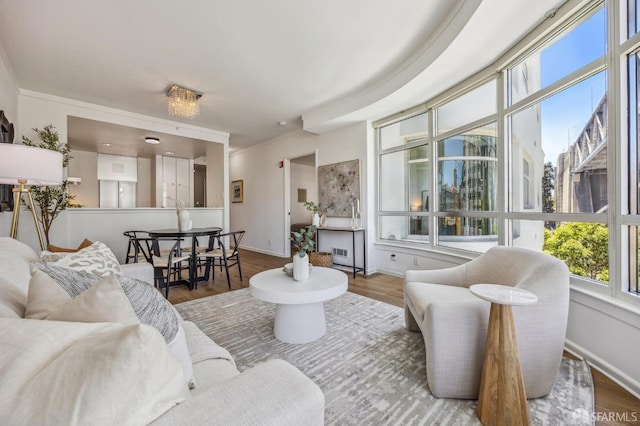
xmin=0 ymin=237 xmax=324 ymax=425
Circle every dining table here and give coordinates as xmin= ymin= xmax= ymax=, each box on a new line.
xmin=147 ymin=227 xmax=222 ymax=290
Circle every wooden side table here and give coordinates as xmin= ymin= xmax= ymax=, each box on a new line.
xmin=469 ymin=284 xmax=538 ymax=426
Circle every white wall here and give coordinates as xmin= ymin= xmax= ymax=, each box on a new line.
xmin=230 ymin=122 xmax=372 ymax=268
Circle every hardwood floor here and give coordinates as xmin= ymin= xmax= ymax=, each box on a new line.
xmin=167 ymin=249 xmax=639 ymax=426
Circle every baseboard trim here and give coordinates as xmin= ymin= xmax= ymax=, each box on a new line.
xmin=565 ymin=339 xmax=640 ymax=399
xmin=241 ymin=246 xmax=287 ymax=258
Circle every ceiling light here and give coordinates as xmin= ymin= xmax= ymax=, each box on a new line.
xmin=102 ymin=143 xmax=113 ymax=147
xmin=164 ymin=151 xmax=174 ymax=155
xmin=278 ymin=121 xmax=287 ymax=126
xmin=145 ymin=137 xmax=160 ymax=145
xmin=167 ymin=84 xmax=202 ymax=119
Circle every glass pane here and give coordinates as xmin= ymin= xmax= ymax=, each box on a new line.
xmin=542 ymin=221 xmax=609 ymax=283
xmin=379 ymin=112 xmax=428 ymax=150
xmin=380 ymin=145 xmax=429 ymax=212
xmin=436 ymin=80 xmax=496 ymax=135
xmin=629 ymin=0 xmax=639 ymax=37
xmin=510 ymin=71 xmax=608 ymax=213
xmin=630 ymin=52 xmax=639 ymax=214
xmin=379 ymin=215 xmax=429 ymax=242
xmin=380 ymin=150 xmax=406 ymax=211
xmin=436 ymin=216 xmax=498 ymax=252
xmin=509 ymin=7 xmax=606 ymax=105
xmin=511 ymin=219 xmax=545 ymax=250
xmin=437 ymin=124 xmax=498 ymax=212
xmin=409 ymin=145 xmax=430 ymax=213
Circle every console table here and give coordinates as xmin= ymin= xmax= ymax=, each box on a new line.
xmin=316 ymin=227 xmax=366 ymax=277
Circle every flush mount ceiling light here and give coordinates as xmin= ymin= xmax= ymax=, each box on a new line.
xmin=167 ymin=84 xmax=202 ymax=119
xmin=145 ymin=137 xmax=160 ymax=145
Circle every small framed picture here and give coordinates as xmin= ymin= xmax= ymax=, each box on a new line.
xmin=231 ymin=180 xmax=244 ymax=203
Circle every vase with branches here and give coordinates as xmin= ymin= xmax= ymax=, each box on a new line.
xmin=290 ymin=225 xmax=317 ymax=281
xmin=21 ymin=125 xmax=73 ymax=248
xmin=304 ymin=201 xmax=320 ymax=226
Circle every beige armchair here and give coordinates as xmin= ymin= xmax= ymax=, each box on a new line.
xmin=404 ymin=246 xmax=570 ymax=399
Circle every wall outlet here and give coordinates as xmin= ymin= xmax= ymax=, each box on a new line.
xmin=413 ymin=256 xmax=420 ymax=266
xmin=268 ymin=239 xmax=271 ymax=247
xmin=390 ymin=253 xmax=396 ymax=261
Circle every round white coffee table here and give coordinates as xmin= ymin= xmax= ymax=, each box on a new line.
xmin=249 ymin=267 xmax=348 ymax=344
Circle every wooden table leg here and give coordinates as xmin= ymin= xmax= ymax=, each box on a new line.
xmin=477 ymin=303 xmax=530 ymax=426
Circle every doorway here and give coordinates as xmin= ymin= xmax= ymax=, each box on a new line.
xmin=284 ymin=152 xmax=317 ymax=257
xmin=193 ymin=164 xmax=206 ymax=207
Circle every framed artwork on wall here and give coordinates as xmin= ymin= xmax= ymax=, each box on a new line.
xmin=231 ymin=179 xmax=244 ymax=203
xmin=318 ymin=159 xmax=360 ymax=217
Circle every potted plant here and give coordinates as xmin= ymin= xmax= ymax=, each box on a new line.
xmin=20 ymin=125 xmax=74 ymax=248
xmin=303 ymin=201 xmax=320 ymax=227
xmin=290 ymin=225 xmax=317 ymax=281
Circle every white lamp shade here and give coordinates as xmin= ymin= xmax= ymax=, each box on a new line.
xmin=0 ymin=144 xmax=63 ymax=186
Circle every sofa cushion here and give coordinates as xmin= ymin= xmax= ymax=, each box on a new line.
xmin=46 ymin=275 xmax=141 ymax=325
xmin=28 ymin=264 xmax=195 ymax=386
xmin=181 ymin=321 xmax=238 ymax=395
xmin=48 ymin=240 xmax=121 ymax=277
xmin=0 ymin=277 xmax=26 ymax=318
xmin=0 ymin=237 xmax=39 ymax=293
xmin=0 ymin=318 xmax=189 ymax=426
xmin=405 ymin=281 xmax=480 ymax=323
xmin=30 ymin=263 xmax=179 ymax=342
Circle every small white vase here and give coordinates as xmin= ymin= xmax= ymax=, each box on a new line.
xmin=178 ymin=209 xmax=190 ymax=231
xmin=319 ymin=213 xmax=327 ymax=227
xmin=312 ymin=212 xmax=320 ymax=227
xmin=293 ymin=253 xmax=310 ymax=281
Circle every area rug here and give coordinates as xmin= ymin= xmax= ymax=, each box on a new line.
xmin=176 ymin=289 xmax=594 ymax=425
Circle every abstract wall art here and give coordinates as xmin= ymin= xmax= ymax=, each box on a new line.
xmin=318 ymin=159 xmax=360 ymax=217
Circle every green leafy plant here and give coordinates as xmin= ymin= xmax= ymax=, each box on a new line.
xmin=290 ymin=225 xmax=317 ymax=257
xmin=21 ymin=125 xmax=74 ymax=247
xmin=303 ymin=201 xmax=319 ymax=212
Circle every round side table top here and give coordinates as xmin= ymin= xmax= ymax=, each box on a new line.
xmin=249 ymin=267 xmax=348 ymax=305
xmin=469 ymin=284 xmax=538 ymax=306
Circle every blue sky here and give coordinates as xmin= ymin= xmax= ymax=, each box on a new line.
xmin=540 ymin=8 xmax=607 ymax=165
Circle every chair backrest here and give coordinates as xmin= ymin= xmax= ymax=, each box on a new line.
xmin=123 ymin=230 xmax=153 ymax=263
xmin=213 ymin=230 xmax=245 ymax=256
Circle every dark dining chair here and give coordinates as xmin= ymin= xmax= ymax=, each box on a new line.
xmin=123 ymin=230 xmax=154 ymax=264
xmin=196 ymin=230 xmax=245 ymax=289
xmin=150 ymin=236 xmax=191 ymax=298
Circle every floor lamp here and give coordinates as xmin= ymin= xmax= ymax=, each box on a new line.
xmin=0 ymin=144 xmax=63 ymax=250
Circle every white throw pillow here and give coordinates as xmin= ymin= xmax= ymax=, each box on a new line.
xmin=25 ymin=269 xmax=73 ymax=319
xmin=49 ymin=241 xmax=121 ymax=277
xmin=0 ymin=318 xmax=190 ymax=425
xmin=46 ymin=275 xmax=140 ymax=325
xmin=27 ymin=264 xmax=195 ymax=386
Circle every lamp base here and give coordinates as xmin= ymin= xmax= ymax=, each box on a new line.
xmin=10 ymin=180 xmax=46 ymax=251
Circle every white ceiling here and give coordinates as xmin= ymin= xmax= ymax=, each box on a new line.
xmin=0 ymin=0 xmax=566 ymax=155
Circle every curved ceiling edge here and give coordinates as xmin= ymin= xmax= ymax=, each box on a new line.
xmin=301 ymin=0 xmax=482 ymax=134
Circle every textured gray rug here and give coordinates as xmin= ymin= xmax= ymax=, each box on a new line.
xmin=176 ymin=289 xmax=594 ymax=425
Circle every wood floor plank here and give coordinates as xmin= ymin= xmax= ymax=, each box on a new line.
xmin=166 ymin=248 xmax=639 ymax=426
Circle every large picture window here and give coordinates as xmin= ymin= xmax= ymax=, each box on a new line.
xmin=376 ymin=1 xmax=640 ymax=303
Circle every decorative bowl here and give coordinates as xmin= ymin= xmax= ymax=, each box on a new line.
xmin=283 ymin=262 xmax=312 ymax=277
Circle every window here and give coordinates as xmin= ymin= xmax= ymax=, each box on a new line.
xmin=376 ymin=2 xmax=640 ymax=301
xmin=378 ymin=112 xmax=429 ymax=242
